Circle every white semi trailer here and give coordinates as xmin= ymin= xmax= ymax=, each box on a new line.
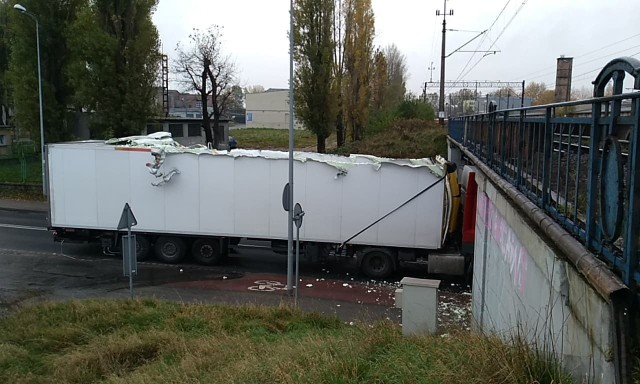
xmin=48 ymin=133 xmax=468 ymax=278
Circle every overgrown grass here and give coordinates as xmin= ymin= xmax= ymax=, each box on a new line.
xmin=230 ymin=128 xmax=318 ymax=150
xmin=334 ymin=118 xmax=448 ymax=159
xmin=0 ymin=299 xmax=574 ymax=383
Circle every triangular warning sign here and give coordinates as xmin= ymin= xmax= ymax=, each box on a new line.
xmin=117 ymin=203 xmax=138 ymax=230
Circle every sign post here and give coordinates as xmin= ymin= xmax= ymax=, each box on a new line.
xmin=293 ymin=202 xmax=304 ymax=306
xmin=117 ymin=203 xmax=138 ymax=299
xmin=282 ymin=183 xmax=293 ymax=295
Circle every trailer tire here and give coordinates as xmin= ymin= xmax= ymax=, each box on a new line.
xmin=360 ymin=248 xmax=395 ymax=279
xmin=154 ymin=236 xmax=187 ymax=263
xmin=135 ymin=235 xmax=151 ymax=261
xmin=192 ymin=238 xmax=223 ymax=265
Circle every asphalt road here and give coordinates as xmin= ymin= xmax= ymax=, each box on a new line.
xmin=0 ymin=208 xmax=333 ymax=274
xmin=0 ymin=208 xmax=405 ymax=323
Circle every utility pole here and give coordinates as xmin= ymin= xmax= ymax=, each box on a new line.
xmin=436 ymin=0 xmax=453 ymax=126
xmin=428 ymin=62 xmax=435 ymax=82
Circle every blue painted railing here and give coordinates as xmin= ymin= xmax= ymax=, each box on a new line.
xmin=449 ymin=57 xmax=640 ymax=290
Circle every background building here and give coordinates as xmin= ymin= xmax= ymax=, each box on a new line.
xmin=245 ymin=89 xmax=304 ymax=129
xmin=144 ymin=117 xmax=230 ymax=147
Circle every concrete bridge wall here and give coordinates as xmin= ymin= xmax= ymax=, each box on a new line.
xmin=472 ymin=166 xmax=616 ymax=382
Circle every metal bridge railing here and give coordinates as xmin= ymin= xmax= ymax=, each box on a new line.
xmin=449 ymin=57 xmax=640 ymax=290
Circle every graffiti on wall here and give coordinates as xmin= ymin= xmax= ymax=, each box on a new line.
xmin=478 ymin=191 xmax=529 ymax=294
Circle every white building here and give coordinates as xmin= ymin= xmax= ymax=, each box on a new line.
xmin=245 ymin=88 xmax=304 ymax=129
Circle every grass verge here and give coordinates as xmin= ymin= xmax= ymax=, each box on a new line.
xmin=231 ymin=128 xmax=318 ymax=150
xmin=0 ymin=299 xmax=574 ymax=383
xmin=334 ymin=118 xmax=447 ymax=159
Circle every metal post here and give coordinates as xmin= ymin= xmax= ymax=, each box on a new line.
xmin=287 ymin=0 xmax=295 ymax=296
xmin=475 ymin=81 xmax=479 ymax=113
xmin=541 ymin=108 xmax=553 ymax=207
xmin=438 ymin=0 xmax=448 ymax=125
xmin=14 ymin=4 xmax=45 ymax=196
xmin=128 ymin=226 xmax=133 ymax=299
xmin=295 ymin=224 xmax=300 ymax=306
xmin=35 ymin=19 xmax=45 ymax=196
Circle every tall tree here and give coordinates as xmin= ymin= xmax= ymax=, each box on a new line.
xmin=343 ymin=0 xmax=374 ymax=142
xmin=383 ymin=43 xmax=407 ymax=109
xmin=370 ymin=48 xmax=387 ymax=112
xmin=332 ymin=0 xmax=346 ymax=147
xmin=175 ymin=27 xmax=236 ymax=149
xmin=293 ymin=0 xmax=335 ymax=153
xmin=68 ymin=0 xmax=161 ymax=138
xmin=8 ymin=0 xmax=86 ymax=144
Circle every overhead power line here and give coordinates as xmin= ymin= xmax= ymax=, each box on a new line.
xmin=529 ymin=43 xmax=640 ymax=85
xmin=457 ymin=0 xmax=529 ymax=81
xmin=451 ymin=0 xmax=511 ymax=85
xmin=512 ymin=32 xmax=640 ymax=81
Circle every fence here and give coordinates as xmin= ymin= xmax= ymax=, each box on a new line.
xmin=0 ymin=137 xmax=40 ymax=184
xmin=449 ymin=57 xmax=640 ymax=290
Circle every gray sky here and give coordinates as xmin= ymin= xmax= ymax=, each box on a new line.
xmin=153 ymin=0 xmax=640 ymax=95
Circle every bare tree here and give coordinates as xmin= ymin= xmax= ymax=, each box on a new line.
xmin=175 ymin=27 xmax=236 ymax=149
xmin=571 ymin=86 xmax=592 ymax=101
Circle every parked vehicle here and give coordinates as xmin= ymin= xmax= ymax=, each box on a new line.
xmin=47 ymin=133 xmax=474 ymax=279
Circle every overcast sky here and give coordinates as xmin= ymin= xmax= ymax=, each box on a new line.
xmin=153 ymin=0 xmax=640 ymax=95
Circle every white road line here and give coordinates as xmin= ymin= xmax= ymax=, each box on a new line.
xmin=0 ymin=223 xmax=48 ymax=231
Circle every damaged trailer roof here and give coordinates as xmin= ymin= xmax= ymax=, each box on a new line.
xmin=104 ymin=132 xmax=445 ymax=176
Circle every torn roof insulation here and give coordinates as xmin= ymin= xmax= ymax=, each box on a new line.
xmin=105 ymin=132 xmax=445 ymax=175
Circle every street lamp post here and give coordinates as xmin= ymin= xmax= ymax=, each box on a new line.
xmin=14 ymin=4 xmax=46 ymax=196
xmin=287 ymin=0 xmax=295 ymax=296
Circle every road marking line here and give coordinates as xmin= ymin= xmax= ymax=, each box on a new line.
xmin=247 ymin=280 xmax=287 ymax=292
xmin=0 ymin=223 xmax=48 ymax=231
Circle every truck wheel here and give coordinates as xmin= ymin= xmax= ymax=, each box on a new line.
xmin=360 ymin=248 xmax=395 ymax=279
xmin=154 ymin=236 xmax=186 ymax=263
xmin=192 ymin=238 xmax=223 ymax=265
xmin=135 ymin=235 xmax=151 ymax=261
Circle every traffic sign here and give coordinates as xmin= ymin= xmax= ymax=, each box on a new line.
xmin=294 ymin=203 xmax=304 ymax=229
xmin=282 ymin=183 xmax=291 ymax=211
xmin=117 ymin=203 xmax=137 ymax=230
